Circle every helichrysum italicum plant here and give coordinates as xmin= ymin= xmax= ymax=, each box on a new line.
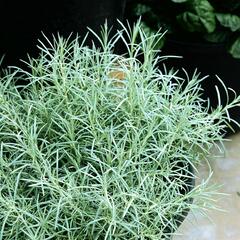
xmin=0 ymin=21 xmax=239 ymax=239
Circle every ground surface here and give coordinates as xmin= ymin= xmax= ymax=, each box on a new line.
xmin=174 ymin=132 xmax=240 ymax=240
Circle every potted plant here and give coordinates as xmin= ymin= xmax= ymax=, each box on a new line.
xmin=0 ymin=21 xmax=239 ymax=239
xmin=125 ymin=0 xmax=240 ymax=134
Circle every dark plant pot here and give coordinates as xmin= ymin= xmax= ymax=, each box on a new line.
xmin=175 ymin=163 xmax=195 ymax=228
xmin=164 ymin=162 xmax=195 ymax=236
xmin=161 ymin=38 xmax=240 ymax=135
xmin=0 ymin=0 xmax=126 ymax=68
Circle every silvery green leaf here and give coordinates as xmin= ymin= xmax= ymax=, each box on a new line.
xmin=141 ymin=22 xmax=165 ymax=49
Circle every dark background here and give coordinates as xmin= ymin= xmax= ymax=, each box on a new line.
xmin=0 ymin=1 xmax=126 ymax=67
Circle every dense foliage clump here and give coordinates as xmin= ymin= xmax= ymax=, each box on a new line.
xmin=0 ymin=22 xmax=239 ymax=239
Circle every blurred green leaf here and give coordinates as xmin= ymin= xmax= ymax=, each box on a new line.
xmin=133 ymin=3 xmax=151 ymax=16
xmin=229 ymin=37 xmax=240 ymax=58
xmin=171 ymin=0 xmax=188 ymax=3
xmin=177 ymin=12 xmax=203 ymax=32
xmin=216 ymin=13 xmax=240 ymax=32
xmin=203 ymin=31 xmax=230 ymax=43
xmin=177 ymin=0 xmax=216 ymax=33
xmin=192 ymin=0 xmax=216 ymax=33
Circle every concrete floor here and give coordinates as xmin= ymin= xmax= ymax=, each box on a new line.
xmin=174 ymin=133 xmax=240 ymax=240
